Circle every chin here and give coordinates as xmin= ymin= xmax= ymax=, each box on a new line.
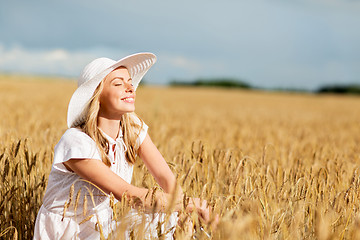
xmin=128 ymin=106 xmax=135 ymax=112
xmin=123 ymin=108 xmax=135 ymax=114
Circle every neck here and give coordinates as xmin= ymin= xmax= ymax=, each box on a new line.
xmin=97 ymin=115 xmax=121 ymax=140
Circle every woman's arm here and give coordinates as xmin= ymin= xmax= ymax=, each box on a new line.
xmin=63 ymin=158 xmax=172 ymax=212
xmin=138 ymin=133 xmax=179 ymax=194
xmin=64 ymin=159 xmax=146 ymax=200
xmin=138 ymin=133 xmax=216 ymax=224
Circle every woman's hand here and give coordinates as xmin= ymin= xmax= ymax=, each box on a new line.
xmin=185 ymin=198 xmax=210 ymax=222
xmin=141 ymin=188 xmax=179 ymax=213
xmin=178 ymin=197 xmax=219 ymax=237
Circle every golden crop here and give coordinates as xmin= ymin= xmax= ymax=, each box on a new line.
xmin=1 ymin=75 xmax=360 ymax=239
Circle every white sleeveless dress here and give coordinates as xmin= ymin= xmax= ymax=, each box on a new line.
xmin=33 ymin=118 xmax=178 ymax=239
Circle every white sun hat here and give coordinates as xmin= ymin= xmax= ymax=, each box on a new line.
xmin=67 ymin=52 xmax=157 ymax=128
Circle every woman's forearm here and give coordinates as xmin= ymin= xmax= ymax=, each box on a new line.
xmin=64 ymin=157 xmax=185 ymax=213
xmin=142 ymin=189 xmax=184 ymax=212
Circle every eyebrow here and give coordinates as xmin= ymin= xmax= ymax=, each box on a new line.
xmin=111 ymin=77 xmax=132 ymax=82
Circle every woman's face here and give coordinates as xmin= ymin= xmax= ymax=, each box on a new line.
xmin=99 ymin=67 xmax=135 ymax=119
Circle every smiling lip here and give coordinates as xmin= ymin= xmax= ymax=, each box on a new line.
xmin=121 ymin=95 xmax=135 ymax=103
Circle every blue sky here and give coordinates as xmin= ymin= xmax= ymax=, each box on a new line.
xmin=0 ymin=0 xmax=359 ymax=90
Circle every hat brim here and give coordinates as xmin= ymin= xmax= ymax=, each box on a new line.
xmin=67 ymin=52 xmax=156 ymax=128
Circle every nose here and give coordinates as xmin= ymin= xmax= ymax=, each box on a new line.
xmin=125 ymin=82 xmax=134 ymax=92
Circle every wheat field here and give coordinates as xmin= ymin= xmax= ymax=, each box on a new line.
xmin=1 ymin=75 xmax=360 ymax=239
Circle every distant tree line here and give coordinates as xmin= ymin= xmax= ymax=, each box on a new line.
xmin=170 ymin=78 xmax=360 ymax=95
xmin=316 ymin=84 xmax=360 ymax=94
xmin=170 ymin=78 xmax=251 ymax=89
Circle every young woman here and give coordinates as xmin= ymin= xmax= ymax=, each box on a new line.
xmin=33 ymin=53 xmax=212 ymax=239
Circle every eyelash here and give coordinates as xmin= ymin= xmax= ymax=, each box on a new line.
xmin=114 ymin=82 xmax=133 ymax=86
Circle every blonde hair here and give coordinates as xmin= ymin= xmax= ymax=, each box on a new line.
xmin=77 ymin=74 xmax=144 ymax=167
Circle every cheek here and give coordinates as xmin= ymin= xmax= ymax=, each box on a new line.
xmin=100 ymin=92 xmax=124 ymax=109
xmin=99 ymin=93 xmax=113 ymax=109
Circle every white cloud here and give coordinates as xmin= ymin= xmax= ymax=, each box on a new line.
xmin=145 ymin=52 xmax=232 ymax=85
xmin=165 ymin=55 xmax=203 ymax=72
xmin=0 ymin=44 xmax=97 ymax=76
xmin=43 ymin=49 xmax=69 ymax=61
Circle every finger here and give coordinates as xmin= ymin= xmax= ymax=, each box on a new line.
xmin=201 ymin=199 xmax=208 ymax=209
xmin=210 ymin=214 xmax=220 ymax=230
xmin=199 ymin=208 xmax=210 ymax=223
